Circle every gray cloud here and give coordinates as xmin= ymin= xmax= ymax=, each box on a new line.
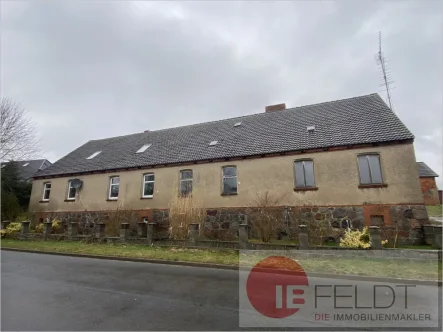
xmin=1 ymin=1 xmax=442 ymax=186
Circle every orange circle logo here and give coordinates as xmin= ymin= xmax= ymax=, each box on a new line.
xmin=246 ymin=256 xmax=309 ymax=318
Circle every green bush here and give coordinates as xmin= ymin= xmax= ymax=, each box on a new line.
xmin=0 ymin=222 xmax=22 ymax=238
xmin=35 ymin=219 xmax=62 ymax=234
xmin=339 ymin=227 xmax=371 ymax=249
xmin=35 ymin=223 xmax=44 ymax=233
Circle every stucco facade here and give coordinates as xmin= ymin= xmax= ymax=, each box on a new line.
xmin=30 ymin=142 xmax=424 ymax=213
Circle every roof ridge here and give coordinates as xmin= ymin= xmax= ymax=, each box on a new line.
xmin=88 ymin=92 xmax=381 ymax=143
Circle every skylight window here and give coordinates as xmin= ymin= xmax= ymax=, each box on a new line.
xmin=234 ymin=122 xmax=242 ymax=127
xmin=209 ymin=141 xmax=218 ymax=146
xmin=22 ymin=163 xmax=29 ymax=167
xmin=307 ymin=125 xmax=316 ymax=132
xmin=136 ymin=144 xmax=152 ymax=153
xmin=86 ymin=151 xmax=102 ymax=160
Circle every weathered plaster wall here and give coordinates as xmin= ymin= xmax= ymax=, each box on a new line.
xmin=30 ymin=143 xmax=423 ymax=212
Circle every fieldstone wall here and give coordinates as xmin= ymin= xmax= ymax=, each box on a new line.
xmin=31 ymin=204 xmax=429 ymax=243
xmin=203 ymin=208 xmax=247 ymax=240
xmin=388 ymin=204 xmax=430 ymax=245
xmin=32 ymin=211 xmax=139 ymax=236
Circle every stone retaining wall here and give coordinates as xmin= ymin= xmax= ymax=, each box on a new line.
xmin=29 ymin=204 xmax=430 ymax=244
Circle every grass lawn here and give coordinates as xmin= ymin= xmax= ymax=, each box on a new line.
xmin=427 ymin=205 xmax=442 ymax=218
xmin=1 ymin=239 xmax=440 ymax=280
xmin=0 ymin=239 xmax=239 ymax=265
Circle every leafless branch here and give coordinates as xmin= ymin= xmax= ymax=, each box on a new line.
xmin=0 ymin=97 xmax=40 ymax=160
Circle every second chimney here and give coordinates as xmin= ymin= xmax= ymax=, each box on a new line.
xmin=265 ymin=103 xmax=286 ymax=113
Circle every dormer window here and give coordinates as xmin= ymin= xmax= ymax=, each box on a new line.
xmin=86 ymin=151 xmax=102 ymax=159
xmin=136 ymin=144 xmax=152 ymax=153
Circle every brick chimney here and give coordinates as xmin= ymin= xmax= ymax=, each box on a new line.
xmin=265 ymin=103 xmax=286 ymax=113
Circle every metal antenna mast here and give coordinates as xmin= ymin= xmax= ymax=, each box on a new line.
xmin=376 ymin=31 xmax=395 ymax=112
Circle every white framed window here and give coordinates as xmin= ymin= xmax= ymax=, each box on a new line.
xmin=67 ymin=181 xmax=76 ymax=200
xmin=294 ymin=159 xmax=316 ymax=188
xmin=108 ymin=176 xmax=120 ymax=199
xmin=86 ymin=151 xmax=102 ymax=159
xmin=358 ymin=154 xmax=383 ymax=184
xmin=136 ymin=144 xmax=152 ymax=153
xmin=142 ymin=174 xmax=155 ymax=198
xmin=180 ymin=170 xmax=193 ymax=196
xmin=222 ymin=166 xmax=237 ymax=195
xmin=42 ymin=182 xmax=51 ymax=201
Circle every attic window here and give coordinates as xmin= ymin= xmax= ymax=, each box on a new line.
xmin=209 ymin=141 xmax=218 ymax=146
xmin=136 ymin=144 xmax=152 ymax=153
xmin=86 ymin=151 xmax=102 ymax=160
xmin=22 ymin=163 xmax=29 ymax=167
xmin=307 ymin=125 xmax=315 ymax=132
xmin=234 ymin=122 xmax=242 ymax=127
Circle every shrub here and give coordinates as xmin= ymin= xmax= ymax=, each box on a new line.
xmin=339 ymin=227 xmax=371 ymax=249
xmin=35 ymin=223 xmax=44 ymax=233
xmin=32 ymin=219 xmax=62 ymax=234
xmin=168 ymin=186 xmax=204 ymax=240
xmin=51 ymin=219 xmax=63 ymax=233
xmin=0 ymin=222 xmax=22 ymax=238
xmin=105 ymin=206 xmax=137 ymax=236
xmin=249 ymin=191 xmax=286 ymax=243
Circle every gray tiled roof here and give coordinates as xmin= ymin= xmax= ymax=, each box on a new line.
xmin=35 ymin=93 xmax=414 ymax=178
xmin=417 ymin=162 xmax=439 ymax=177
xmin=1 ymin=159 xmax=51 ymax=180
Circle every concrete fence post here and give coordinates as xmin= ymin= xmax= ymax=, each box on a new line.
xmin=137 ymin=222 xmax=147 ymax=238
xmin=68 ymin=222 xmax=78 ymax=240
xmin=239 ymin=223 xmax=249 ymax=249
xmin=147 ymin=222 xmax=155 ymax=245
xmin=423 ymin=225 xmax=435 ymax=246
xmin=1 ymin=221 xmax=11 ymax=230
xmin=188 ymin=223 xmax=200 ymax=245
xmin=95 ymin=223 xmax=106 ymax=241
xmin=120 ymin=223 xmax=130 ymax=242
xmin=20 ymin=221 xmax=30 ymax=239
xmin=43 ymin=222 xmax=52 ymax=240
xmin=369 ymin=226 xmax=382 ymax=249
xmin=298 ymin=225 xmax=309 ymax=249
xmin=433 ymin=226 xmax=442 ymax=249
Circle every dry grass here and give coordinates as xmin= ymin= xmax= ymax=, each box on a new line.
xmin=168 ymin=184 xmax=205 ymax=240
xmin=105 ymin=204 xmax=138 ymax=236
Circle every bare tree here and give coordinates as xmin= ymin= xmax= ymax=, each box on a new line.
xmin=0 ymin=97 xmax=39 ymax=160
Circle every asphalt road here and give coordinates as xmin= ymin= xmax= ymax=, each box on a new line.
xmin=1 ymin=251 xmax=441 ymax=331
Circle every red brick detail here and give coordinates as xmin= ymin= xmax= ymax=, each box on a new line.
xmin=420 ymin=177 xmax=440 ymax=205
xmin=265 ymin=103 xmax=286 ymax=112
xmin=362 ymin=205 xmax=392 ymax=226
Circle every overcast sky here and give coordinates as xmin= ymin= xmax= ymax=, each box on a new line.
xmin=1 ymin=1 xmax=442 ymax=186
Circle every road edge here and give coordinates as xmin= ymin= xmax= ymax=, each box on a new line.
xmin=2 ymin=247 xmax=441 ymax=286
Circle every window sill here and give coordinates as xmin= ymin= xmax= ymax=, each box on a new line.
xmin=293 ymin=187 xmax=318 ymax=192
xmin=358 ymin=183 xmax=388 ymax=189
xmin=39 ymin=200 xmax=50 ymax=203
xmin=106 ymin=198 xmax=119 ymax=201
xmin=64 ymin=199 xmax=76 ymax=202
xmin=221 ymin=192 xmax=238 ymax=196
xmin=140 ymin=196 xmax=153 ymax=199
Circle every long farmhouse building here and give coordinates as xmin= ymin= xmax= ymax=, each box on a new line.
xmin=29 ymin=93 xmax=429 ymax=238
